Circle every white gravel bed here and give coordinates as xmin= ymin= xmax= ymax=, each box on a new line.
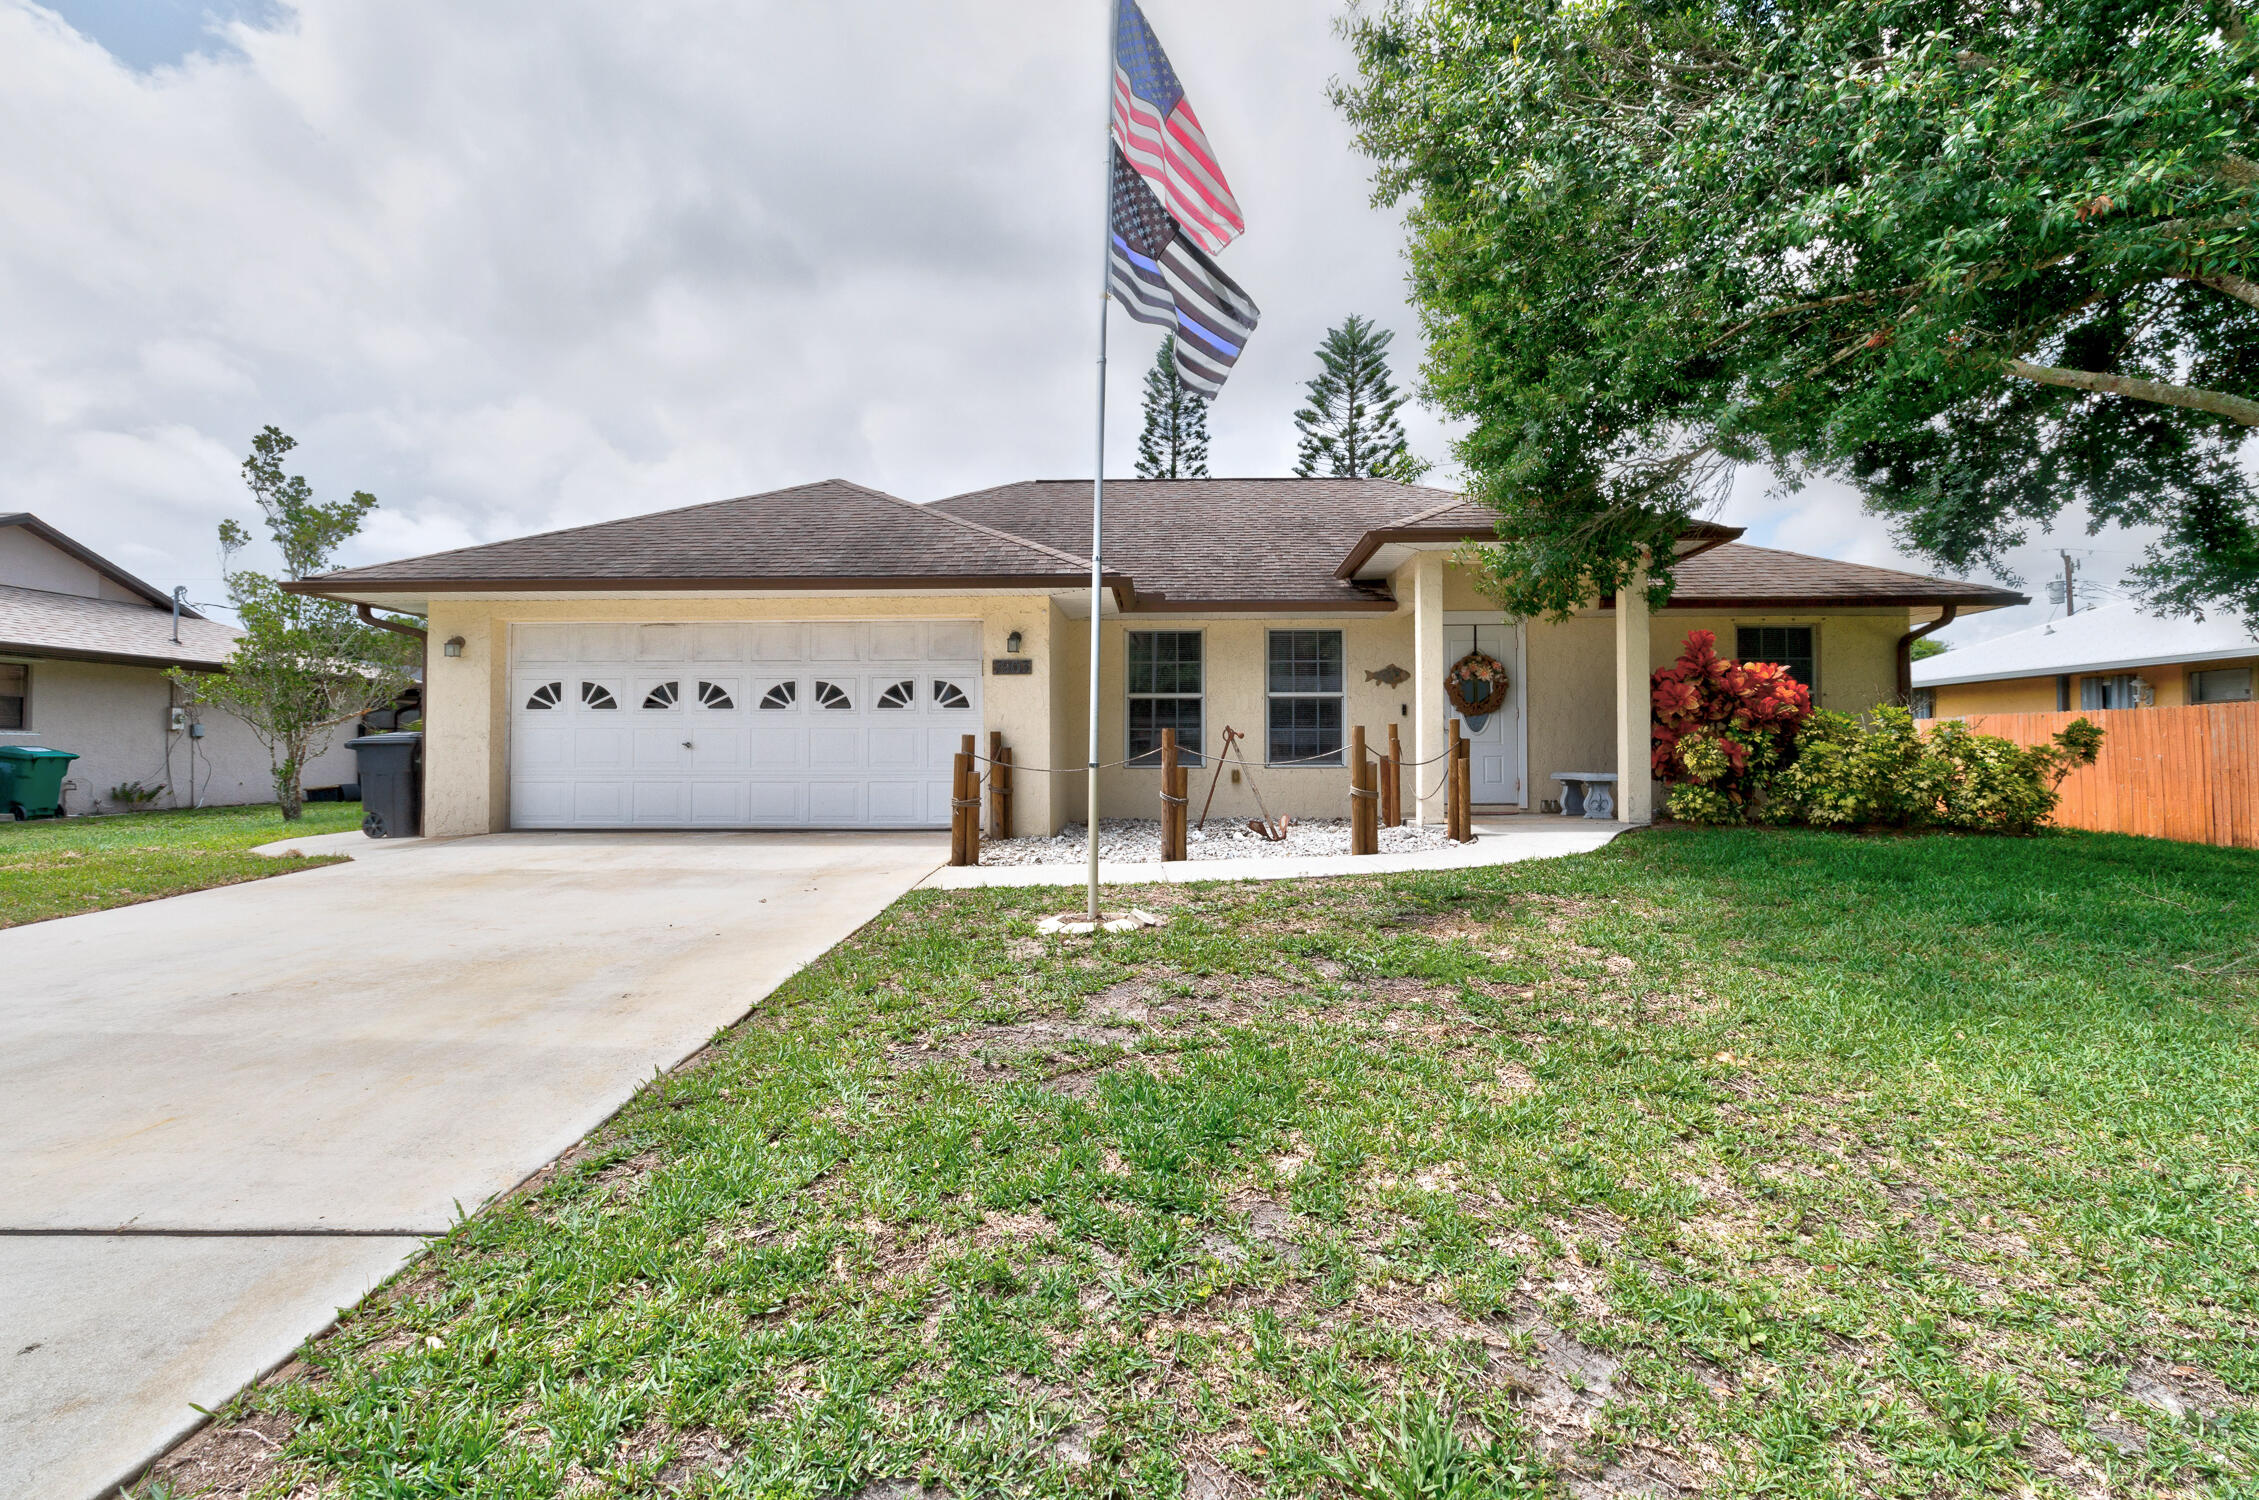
xmin=977 ymin=817 xmax=1456 ymax=866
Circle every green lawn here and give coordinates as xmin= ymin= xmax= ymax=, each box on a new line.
xmin=145 ymin=829 xmax=2259 ymax=1499
xmin=0 ymin=802 xmax=360 ymax=928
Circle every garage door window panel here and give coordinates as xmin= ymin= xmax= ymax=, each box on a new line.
xmin=877 ymin=679 xmax=916 ymax=710
xmin=581 ymin=681 xmax=620 ymax=710
xmin=641 ymin=681 xmax=682 ymax=710
xmin=814 ymin=680 xmax=853 ymax=710
xmin=525 ymin=680 xmax=564 ymax=711
xmin=697 ymin=681 xmax=737 ymax=710
xmin=758 ymin=680 xmax=798 ymax=711
xmin=933 ymin=680 xmax=972 ymax=710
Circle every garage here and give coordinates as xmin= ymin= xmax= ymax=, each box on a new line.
xmin=509 ymin=618 xmax=983 ymax=828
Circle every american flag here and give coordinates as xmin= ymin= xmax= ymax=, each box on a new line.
xmin=1108 ymin=144 xmax=1258 ymax=399
xmin=1112 ymin=0 xmax=1244 ymax=254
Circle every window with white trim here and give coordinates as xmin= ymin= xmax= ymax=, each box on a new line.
xmin=1266 ymin=630 xmax=1343 ymax=766
xmin=1735 ymin=626 xmax=1816 ymax=690
xmin=0 ymin=663 xmax=25 ymax=730
xmin=2191 ymin=667 xmax=2253 ymax=704
xmin=1127 ymin=631 xmax=1204 ymax=767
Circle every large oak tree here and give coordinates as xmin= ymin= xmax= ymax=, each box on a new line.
xmin=1339 ymin=0 xmax=2259 ymax=621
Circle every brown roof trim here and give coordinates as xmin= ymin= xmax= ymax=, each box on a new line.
xmin=1334 ymin=515 xmax=1746 ymax=580
xmin=1598 ymin=591 xmax=2030 ymax=611
xmin=288 ymin=573 xmax=1138 ymax=603
xmin=0 ymin=514 xmax=196 ymax=616
xmin=0 ymin=639 xmax=230 ymax=671
xmin=1125 ymin=595 xmax=1400 ymax=614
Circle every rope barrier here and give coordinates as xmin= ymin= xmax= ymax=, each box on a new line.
xmin=957 ymin=740 xmax=1460 ymax=777
xmin=1159 ymin=790 xmax=1188 ymax=805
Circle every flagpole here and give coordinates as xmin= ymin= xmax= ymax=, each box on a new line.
xmin=1086 ymin=0 xmax=1121 ymax=924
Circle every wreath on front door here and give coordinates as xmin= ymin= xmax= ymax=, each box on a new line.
xmin=1445 ymin=652 xmax=1509 ymax=718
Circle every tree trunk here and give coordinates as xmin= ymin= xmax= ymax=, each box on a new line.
xmin=274 ymin=746 xmax=306 ymax=821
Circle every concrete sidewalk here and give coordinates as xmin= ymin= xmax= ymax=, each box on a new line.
xmin=0 ymin=830 xmax=944 ymax=1500
xmin=919 ymin=815 xmax=1626 ymax=889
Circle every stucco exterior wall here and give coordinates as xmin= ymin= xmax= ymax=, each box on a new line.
xmin=1930 ymin=676 xmax=2062 ymax=717
xmin=1089 ymin=613 xmax=1417 ymax=827
xmin=422 ymin=593 xmax=1066 ymax=837
xmin=1652 ymin=611 xmax=1908 ymax=712
xmin=0 ymin=657 xmax=354 ymax=814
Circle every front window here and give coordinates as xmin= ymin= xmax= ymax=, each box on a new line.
xmin=2080 ymin=673 xmax=2145 ymax=710
xmin=1127 ymin=631 xmax=1204 ymax=767
xmin=2191 ymin=667 xmax=2253 ymax=705
xmin=0 ymin=663 xmax=24 ymax=730
xmin=1266 ymin=630 xmax=1343 ymax=766
xmin=1910 ymin=688 xmax=1936 ymax=719
xmin=1736 ymin=626 xmax=1816 ymax=690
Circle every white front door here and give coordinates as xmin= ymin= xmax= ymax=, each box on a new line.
xmin=1445 ymin=622 xmax=1523 ymax=808
xmin=508 ymin=619 xmax=983 ymax=828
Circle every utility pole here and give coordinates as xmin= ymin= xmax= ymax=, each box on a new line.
xmin=2059 ymin=551 xmax=2078 ymax=617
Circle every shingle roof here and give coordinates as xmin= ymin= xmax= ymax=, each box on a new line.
xmin=0 ymin=513 xmax=191 ymax=614
xmin=1911 ymin=601 xmax=2259 ymax=686
xmin=298 ymin=479 xmax=1106 ymax=593
xmin=1660 ymin=544 xmax=2026 ymax=609
xmin=0 ymin=585 xmax=239 ymax=669
xmin=932 ymin=477 xmax=1461 ymax=609
xmin=294 ymin=476 xmax=2020 ymax=615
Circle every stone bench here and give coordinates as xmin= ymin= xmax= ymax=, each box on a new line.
xmin=1552 ymin=772 xmax=1619 ymax=820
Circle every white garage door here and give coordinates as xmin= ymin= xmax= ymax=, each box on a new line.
xmin=509 ymin=620 xmax=983 ymax=829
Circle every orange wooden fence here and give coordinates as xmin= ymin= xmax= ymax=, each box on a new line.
xmin=1920 ymin=702 xmax=2259 ymax=849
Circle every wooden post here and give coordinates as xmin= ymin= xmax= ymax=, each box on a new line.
xmin=1446 ymin=719 xmax=1465 ymax=842
xmin=1350 ymin=725 xmax=1378 ymax=855
xmin=989 ymin=731 xmax=1013 ymax=840
xmin=1173 ymin=758 xmax=1190 ymax=858
xmin=1455 ymin=733 xmax=1474 ymax=841
xmin=1373 ymin=722 xmax=1391 ymax=826
xmin=1160 ymin=728 xmax=1186 ymax=861
xmin=953 ymin=733 xmax=978 ymax=866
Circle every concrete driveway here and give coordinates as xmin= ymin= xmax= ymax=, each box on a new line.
xmin=0 ymin=830 xmax=945 ymax=1500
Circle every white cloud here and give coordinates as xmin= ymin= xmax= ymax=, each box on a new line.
xmin=0 ymin=0 xmax=2146 ymax=632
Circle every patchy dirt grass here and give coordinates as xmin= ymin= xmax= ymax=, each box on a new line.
xmin=135 ymin=828 xmax=2259 ymax=1497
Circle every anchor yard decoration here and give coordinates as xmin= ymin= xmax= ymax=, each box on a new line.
xmin=1445 ymin=652 xmax=1509 ymax=726
xmin=1365 ymin=664 xmax=1410 ymax=687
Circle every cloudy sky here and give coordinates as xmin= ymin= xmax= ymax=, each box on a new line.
xmin=6 ymin=0 xmax=2133 ymax=642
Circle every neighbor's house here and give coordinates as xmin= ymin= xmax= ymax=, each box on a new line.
xmin=0 ymin=513 xmax=357 ymax=813
xmin=1912 ymin=601 xmax=2259 ymax=718
xmin=291 ymin=479 xmax=2022 ymax=837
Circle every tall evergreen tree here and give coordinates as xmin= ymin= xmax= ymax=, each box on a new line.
xmin=1292 ymin=315 xmax=1429 ymax=480
xmin=1135 ymin=338 xmax=1211 ymax=479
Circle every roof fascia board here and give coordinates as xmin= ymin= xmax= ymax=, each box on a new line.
xmin=0 ymin=640 xmax=231 ymax=671
xmin=1917 ymin=644 xmax=2259 ymax=686
xmin=0 ymin=514 xmax=194 ymax=615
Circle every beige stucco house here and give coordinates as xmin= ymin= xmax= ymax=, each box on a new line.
xmin=0 ymin=513 xmax=358 ymax=813
xmin=293 ymin=478 xmax=2022 ymax=838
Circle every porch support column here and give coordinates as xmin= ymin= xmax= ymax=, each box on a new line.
xmin=1409 ymin=552 xmax=1447 ymax=825
xmin=1613 ymin=560 xmax=1654 ymax=824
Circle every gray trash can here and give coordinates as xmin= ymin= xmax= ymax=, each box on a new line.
xmin=345 ymin=731 xmax=422 ymax=839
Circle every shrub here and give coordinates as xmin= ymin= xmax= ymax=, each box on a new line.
xmin=1651 ymin=631 xmax=1813 ymax=823
xmin=1770 ymin=709 xmax=2104 ymax=835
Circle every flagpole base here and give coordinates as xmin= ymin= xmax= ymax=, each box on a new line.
xmin=1040 ymin=908 xmax=1162 ymax=937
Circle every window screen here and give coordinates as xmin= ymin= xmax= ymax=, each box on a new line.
xmin=1127 ymin=631 xmax=1203 ymax=766
xmin=1736 ymin=626 xmax=1816 ymax=689
xmin=2191 ymin=667 xmax=2253 ymax=705
xmin=2079 ymin=674 xmax=2142 ymax=710
xmin=1266 ymin=630 xmax=1344 ymax=766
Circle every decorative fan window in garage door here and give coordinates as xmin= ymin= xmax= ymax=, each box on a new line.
xmin=581 ymin=682 xmax=619 ymax=709
xmin=814 ymin=680 xmax=852 ymax=710
xmin=525 ymin=681 xmax=564 ymax=710
xmin=877 ymin=679 xmax=916 ymax=709
xmin=932 ymin=680 xmax=971 ymax=709
xmin=642 ymin=682 xmax=680 ymax=709
xmin=698 ymin=681 xmax=735 ymax=709
xmin=759 ymin=681 xmax=797 ymax=710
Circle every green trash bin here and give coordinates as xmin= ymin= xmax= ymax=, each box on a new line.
xmin=0 ymin=746 xmax=79 ymax=820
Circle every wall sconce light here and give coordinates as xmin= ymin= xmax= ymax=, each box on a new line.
xmin=1005 ymin=630 xmax=1024 ymax=655
xmin=442 ymin=636 xmax=466 ymax=658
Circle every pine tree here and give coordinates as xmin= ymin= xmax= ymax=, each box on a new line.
xmin=1292 ymin=315 xmax=1429 ymax=480
xmin=1135 ymin=338 xmax=1211 ymax=479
